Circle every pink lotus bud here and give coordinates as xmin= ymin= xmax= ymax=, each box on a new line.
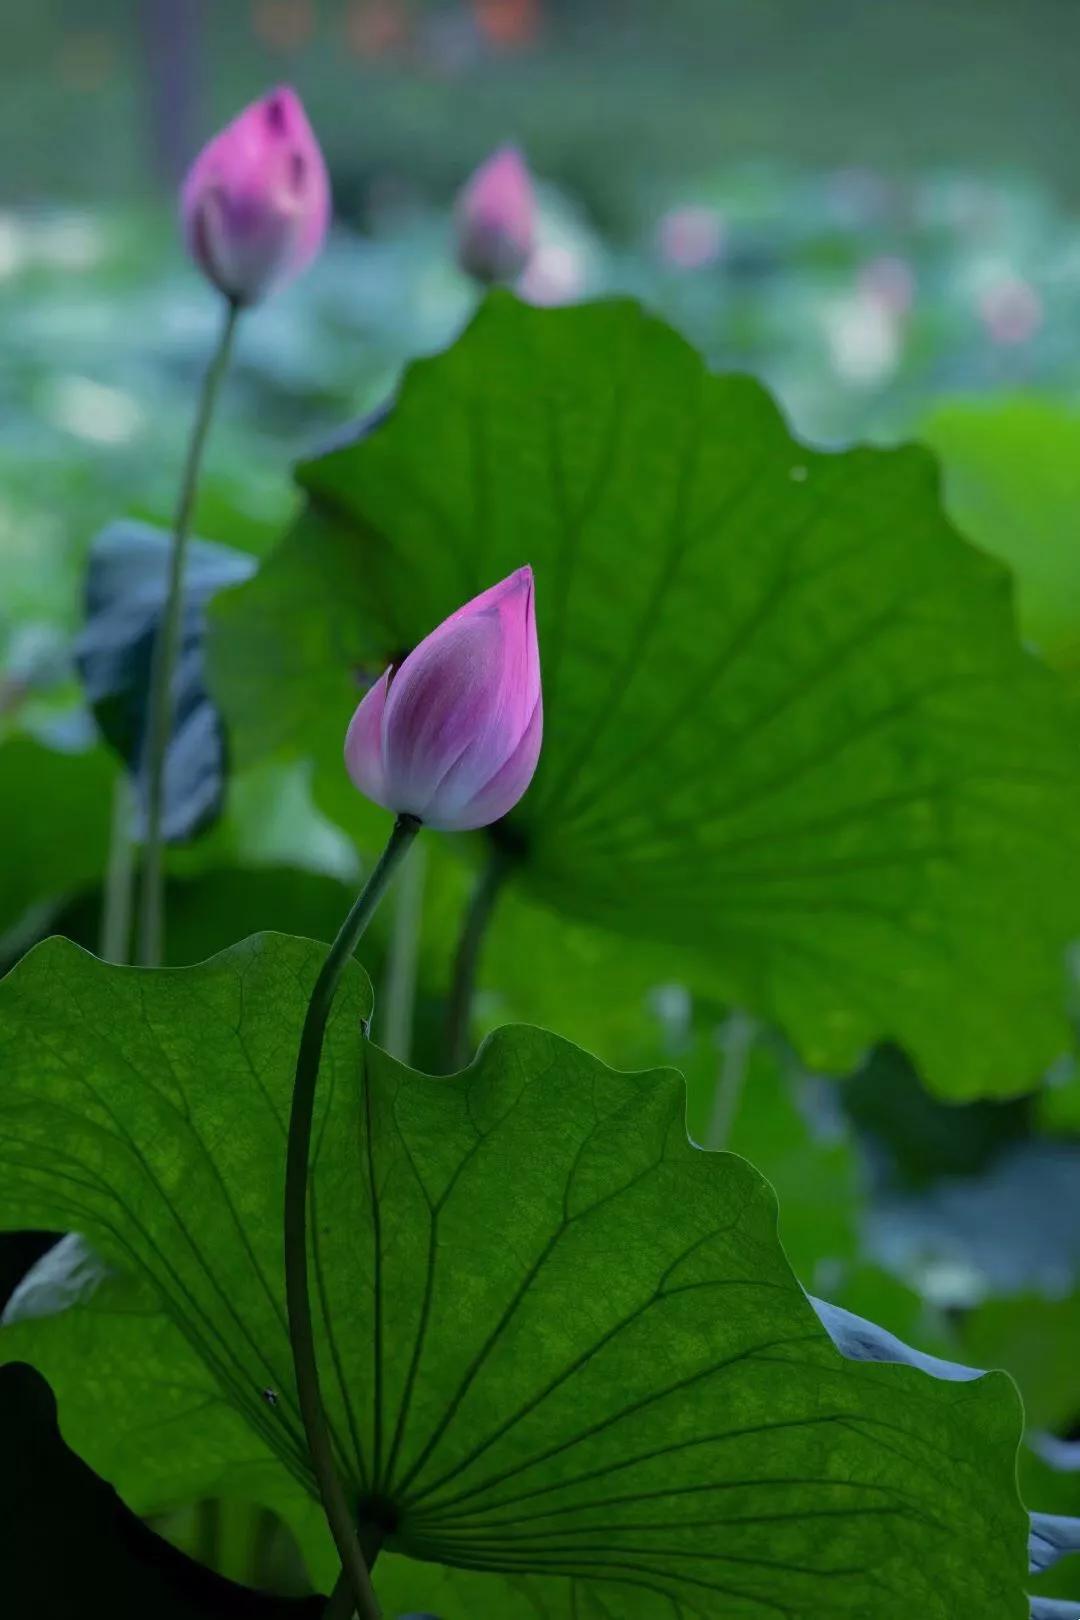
xmin=455 ymin=146 xmax=535 ymax=284
xmin=181 ymin=86 xmax=330 ymax=306
xmin=345 ymin=566 xmax=542 ymax=831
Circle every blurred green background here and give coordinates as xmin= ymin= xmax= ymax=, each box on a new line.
xmin=7 ymin=0 xmax=1080 ymax=666
xmin=5 ymin=1 xmax=1080 ymax=1607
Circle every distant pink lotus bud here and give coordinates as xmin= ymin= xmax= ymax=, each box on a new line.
xmin=345 ymin=567 xmax=542 ymax=831
xmin=455 ymin=146 xmax=535 ymax=284
xmin=181 ymin=86 xmax=330 ymax=305
xmin=656 ymin=206 xmax=726 ymax=271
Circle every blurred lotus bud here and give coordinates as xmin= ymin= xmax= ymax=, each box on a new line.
xmin=656 ymin=205 xmax=725 ymax=271
xmin=455 ymin=146 xmax=535 ymax=284
xmin=978 ymin=275 xmax=1042 ymax=346
xmin=857 ymin=254 xmax=915 ymax=317
xmin=518 ymin=239 xmax=588 ymax=307
xmin=345 ymin=566 xmax=542 ymax=831
xmin=181 ymin=86 xmax=329 ymax=306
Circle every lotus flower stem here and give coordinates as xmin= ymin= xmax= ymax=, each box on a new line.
xmin=284 ymin=812 xmax=421 ymax=1620
xmin=137 ymin=297 xmax=240 ymax=967
xmin=708 ymin=1012 xmax=758 ymax=1150
xmin=381 ymin=839 xmax=427 ymax=1062
xmin=100 ymin=773 xmax=136 ymax=964
xmin=443 ymin=843 xmax=514 ymax=1072
xmin=323 ymin=1570 xmax=357 ymax=1619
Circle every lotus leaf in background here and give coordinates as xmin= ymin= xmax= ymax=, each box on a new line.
xmin=212 ymin=294 xmax=1080 ymax=1098
xmin=0 ymin=736 xmax=118 ymax=950
xmin=922 ymin=398 xmax=1080 ymax=680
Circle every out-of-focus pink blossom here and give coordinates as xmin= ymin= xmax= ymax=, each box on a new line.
xmin=455 ymin=145 xmax=535 ymax=284
xmin=656 ymin=206 xmax=726 ymax=271
xmin=518 ymin=240 xmax=588 ymax=306
xmin=181 ymin=86 xmax=330 ymax=306
xmin=979 ymin=276 xmax=1042 ymax=346
xmin=345 ymin=567 xmax=542 ymax=831
xmin=857 ymin=255 xmax=916 ymax=317
xmin=473 ymin=0 xmax=541 ymax=51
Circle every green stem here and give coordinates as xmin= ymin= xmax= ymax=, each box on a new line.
xmin=285 ymin=814 xmax=421 ymax=1620
xmin=100 ymin=773 xmax=136 ymax=964
xmin=137 ymin=296 xmax=241 ymax=968
xmin=323 ymin=1569 xmax=357 ymax=1620
xmin=380 ymin=839 xmax=427 ymax=1062
xmin=323 ymin=1523 xmax=384 ymax=1620
xmin=443 ymin=844 xmax=512 ymax=1072
xmin=707 ymin=1011 xmax=758 ymax=1150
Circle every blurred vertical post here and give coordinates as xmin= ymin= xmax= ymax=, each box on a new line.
xmin=140 ymin=0 xmax=204 ymax=188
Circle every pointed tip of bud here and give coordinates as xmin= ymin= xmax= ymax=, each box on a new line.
xmin=455 ymin=145 xmax=536 ymax=286
xmin=482 ymin=144 xmax=530 ymax=186
xmin=495 ymin=561 xmax=535 ymax=596
xmin=181 ymin=85 xmax=330 ymax=307
xmin=345 ymin=566 xmax=542 ymax=833
xmin=262 ymin=84 xmax=302 ymax=125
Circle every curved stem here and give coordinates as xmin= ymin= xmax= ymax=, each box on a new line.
xmin=443 ymin=844 xmax=513 ymax=1072
xmin=380 ymin=839 xmax=427 ymax=1062
xmin=137 ymin=296 xmax=241 ymax=967
xmin=323 ymin=1569 xmax=357 ymax=1620
xmin=285 ymin=814 xmax=420 ymax=1620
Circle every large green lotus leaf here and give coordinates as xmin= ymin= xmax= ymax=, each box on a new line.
xmin=210 ymin=295 xmax=1080 ymax=1097
xmin=0 ymin=934 xmax=1029 ymax=1617
xmin=0 ymin=736 xmax=118 ymax=948
xmin=922 ymin=397 xmax=1080 ymax=674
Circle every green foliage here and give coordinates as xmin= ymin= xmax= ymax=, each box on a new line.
xmin=845 ymin=1045 xmax=1035 ymax=1187
xmin=0 ymin=933 xmax=1031 ymax=1617
xmin=652 ymin=1015 xmax=860 ymax=1286
xmin=0 ymin=736 xmax=118 ymax=945
xmin=213 ymin=293 xmax=1080 ymax=1098
xmin=1022 ymin=1448 xmax=1080 ymax=1610
xmin=963 ymin=1292 xmax=1080 ymax=1434
xmin=923 ymin=397 xmax=1080 ymax=676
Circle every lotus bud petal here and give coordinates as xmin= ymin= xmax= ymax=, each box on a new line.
xmin=455 ymin=146 xmax=536 ymax=285
xmin=345 ymin=567 xmax=542 ymax=832
xmin=181 ymin=86 xmax=330 ymax=306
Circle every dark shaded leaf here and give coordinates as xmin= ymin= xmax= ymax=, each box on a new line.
xmin=845 ymin=1043 xmax=1035 ymax=1188
xmin=76 ymin=520 xmax=255 ymax=841
xmin=0 ymin=1361 xmax=324 ymax=1619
